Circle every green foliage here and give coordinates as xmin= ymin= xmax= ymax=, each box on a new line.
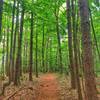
xmin=0 ymin=0 xmax=100 ymax=75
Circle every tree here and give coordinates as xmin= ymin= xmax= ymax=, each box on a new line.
xmin=35 ymin=20 xmax=38 ymax=77
xmin=54 ymin=1 xmax=63 ymax=73
xmin=79 ymin=0 xmax=98 ymax=99
xmin=29 ymin=12 xmax=34 ymax=81
xmin=2 ymin=30 xmax=5 ymax=79
xmin=9 ymin=0 xmax=16 ymax=82
xmin=14 ymin=7 xmax=25 ymax=85
xmin=71 ymin=0 xmax=83 ymax=99
xmin=12 ymin=1 xmax=19 ymax=82
xmin=0 ymin=0 xmax=3 ymax=42
xmin=66 ymin=0 xmax=76 ymax=89
xmin=42 ymin=22 xmax=45 ymax=72
xmin=5 ymin=21 xmax=10 ymax=76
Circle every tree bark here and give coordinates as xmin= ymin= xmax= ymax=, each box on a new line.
xmin=9 ymin=0 xmax=16 ymax=82
xmin=55 ymin=14 xmax=63 ymax=73
xmin=71 ymin=0 xmax=83 ymax=99
xmin=42 ymin=22 xmax=45 ymax=72
xmin=54 ymin=1 xmax=63 ymax=73
xmin=66 ymin=0 xmax=76 ymax=89
xmin=0 ymin=0 xmax=3 ymax=42
xmin=79 ymin=0 xmax=98 ymax=99
xmin=29 ymin=12 xmax=34 ymax=81
xmin=12 ymin=1 xmax=19 ymax=82
xmin=5 ymin=23 xmax=9 ymax=76
xmin=14 ymin=8 xmax=24 ymax=85
xmin=35 ymin=21 xmax=38 ymax=77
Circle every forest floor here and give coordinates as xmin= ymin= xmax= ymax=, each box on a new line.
xmin=0 ymin=73 xmax=100 ymax=100
xmin=36 ymin=73 xmax=60 ymax=100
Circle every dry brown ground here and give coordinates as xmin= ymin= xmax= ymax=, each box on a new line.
xmin=0 ymin=73 xmax=100 ymax=100
xmin=36 ymin=73 xmax=60 ymax=100
xmin=58 ymin=75 xmax=100 ymax=100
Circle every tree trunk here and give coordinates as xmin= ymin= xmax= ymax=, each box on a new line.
xmin=54 ymin=1 xmax=63 ymax=73
xmin=45 ymin=37 xmax=49 ymax=72
xmin=35 ymin=21 xmax=38 ymax=77
xmin=12 ymin=1 xmax=19 ymax=82
xmin=42 ymin=22 xmax=45 ymax=72
xmin=2 ymin=30 xmax=5 ymax=79
xmin=55 ymin=15 xmax=63 ymax=73
xmin=79 ymin=0 xmax=98 ymax=99
xmin=9 ymin=0 xmax=16 ymax=82
xmin=49 ymin=39 xmax=52 ymax=72
xmin=66 ymin=0 xmax=76 ymax=89
xmin=29 ymin=12 xmax=33 ymax=81
xmin=0 ymin=0 xmax=3 ymax=42
xmin=71 ymin=0 xmax=83 ymax=99
xmin=89 ymin=8 xmax=100 ymax=60
xmin=5 ymin=23 xmax=9 ymax=76
xmin=14 ymin=8 xmax=24 ymax=85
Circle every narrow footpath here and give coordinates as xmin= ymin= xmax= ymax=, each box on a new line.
xmin=36 ymin=74 xmax=60 ymax=100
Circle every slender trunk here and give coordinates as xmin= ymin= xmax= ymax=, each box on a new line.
xmin=79 ymin=0 xmax=98 ymax=99
xmin=66 ymin=0 xmax=76 ymax=89
xmin=2 ymin=31 xmax=5 ymax=79
xmin=35 ymin=23 xmax=38 ymax=77
xmin=12 ymin=1 xmax=19 ymax=81
xmin=42 ymin=23 xmax=45 ymax=72
xmin=5 ymin=24 xmax=9 ymax=76
xmin=25 ymin=41 xmax=28 ymax=73
xmin=14 ymin=8 xmax=24 ymax=85
xmin=71 ymin=0 xmax=83 ymax=99
xmin=0 ymin=0 xmax=3 ymax=42
xmin=29 ymin=12 xmax=33 ymax=81
xmin=9 ymin=0 xmax=16 ymax=82
xmin=54 ymin=1 xmax=63 ymax=73
xmin=89 ymin=9 xmax=100 ymax=60
xmin=49 ymin=39 xmax=52 ymax=72
xmin=56 ymin=15 xmax=63 ymax=73
xmin=45 ymin=37 xmax=49 ymax=72
xmin=24 ymin=39 xmax=28 ymax=73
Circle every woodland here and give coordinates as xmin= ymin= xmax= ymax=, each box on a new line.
xmin=0 ymin=0 xmax=100 ymax=100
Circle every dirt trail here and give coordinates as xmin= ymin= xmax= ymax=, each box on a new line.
xmin=36 ymin=74 xmax=60 ymax=100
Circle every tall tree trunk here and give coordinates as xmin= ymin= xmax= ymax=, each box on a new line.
xmin=54 ymin=1 xmax=63 ymax=73
xmin=89 ymin=8 xmax=100 ymax=60
xmin=2 ymin=30 xmax=5 ymax=79
xmin=29 ymin=12 xmax=33 ymax=81
xmin=9 ymin=0 xmax=16 ymax=82
xmin=71 ymin=0 xmax=83 ymax=99
xmin=45 ymin=37 xmax=49 ymax=72
xmin=55 ymin=15 xmax=63 ymax=73
xmin=49 ymin=39 xmax=52 ymax=72
xmin=79 ymin=0 xmax=98 ymax=100
xmin=25 ymin=41 xmax=28 ymax=73
xmin=42 ymin=22 xmax=45 ymax=72
xmin=0 ymin=0 xmax=3 ymax=42
xmin=5 ymin=23 xmax=9 ymax=76
xmin=12 ymin=1 xmax=19 ymax=82
xmin=14 ymin=8 xmax=24 ymax=85
xmin=66 ymin=0 xmax=76 ymax=89
xmin=35 ymin=22 xmax=38 ymax=77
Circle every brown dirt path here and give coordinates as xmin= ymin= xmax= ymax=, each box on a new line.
xmin=36 ymin=73 xmax=60 ymax=100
